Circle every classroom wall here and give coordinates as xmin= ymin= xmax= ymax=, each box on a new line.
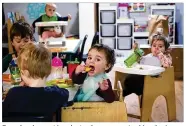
xmin=3 ymin=3 xmax=79 ymax=41
xmin=79 ymin=3 xmax=96 ymax=55
xmin=175 ymin=3 xmax=184 ymax=44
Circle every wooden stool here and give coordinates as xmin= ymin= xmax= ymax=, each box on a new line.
xmin=114 ymin=66 xmax=176 ymax=122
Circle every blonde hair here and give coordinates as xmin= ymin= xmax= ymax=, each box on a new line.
xmin=17 ymin=43 xmax=52 ymax=79
xmin=45 ymin=3 xmax=57 ymax=11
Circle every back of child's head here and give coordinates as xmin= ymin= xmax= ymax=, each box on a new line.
xmin=89 ymin=44 xmax=116 ymax=73
xmin=150 ymin=33 xmax=170 ymax=50
xmin=10 ymin=20 xmax=33 ymax=41
xmin=17 ymin=43 xmax=52 ymax=79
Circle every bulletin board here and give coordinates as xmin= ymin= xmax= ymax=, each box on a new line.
xmin=27 ymin=3 xmax=46 ymax=19
xmin=128 ymin=3 xmax=146 ymax=12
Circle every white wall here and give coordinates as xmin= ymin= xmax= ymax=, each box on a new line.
xmin=79 ymin=3 xmax=95 ymax=55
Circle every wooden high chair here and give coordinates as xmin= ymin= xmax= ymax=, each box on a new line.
xmin=7 ymin=12 xmax=25 ymax=54
xmin=61 ymin=81 xmax=128 ymax=122
xmin=114 ymin=66 xmax=176 ymax=122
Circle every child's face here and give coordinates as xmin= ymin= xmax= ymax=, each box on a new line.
xmin=86 ymin=49 xmax=110 ymax=76
xmin=46 ymin=5 xmax=56 ymax=17
xmin=151 ymin=40 xmax=166 ymax=56
xmin=12 ymin=36 xmax=31 ymax=54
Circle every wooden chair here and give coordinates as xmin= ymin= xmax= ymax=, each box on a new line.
xmin=114 ymin=67 xmax=176 ymax=122
xmin=61 ymin=81 xmax=128 ymax=122
xmin=7 ymin=12 xmax=25 ymax=54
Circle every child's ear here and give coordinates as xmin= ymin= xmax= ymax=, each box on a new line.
xmin=21 ymin=70 xmax=30 ymax=77
xmin=105 ymin=64 xmax=111 ymax=71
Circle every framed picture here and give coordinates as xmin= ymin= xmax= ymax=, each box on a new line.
xmin=128 ymin=3 xmax=146 ymax=12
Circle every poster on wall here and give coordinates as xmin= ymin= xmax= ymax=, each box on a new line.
xmin=27 ymin=3 xmax=46 ymax=19
xmin=128 ymin=3 xmax=146 ymax=12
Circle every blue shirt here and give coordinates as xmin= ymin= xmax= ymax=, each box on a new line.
xmin=3 ymin=86 xmax=69 ymax=121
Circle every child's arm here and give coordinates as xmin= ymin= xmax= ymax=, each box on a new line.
xmin=57 ymin=14 xmax=71 ymax=21
xmin=32 ymin=16 xmax=42 ymax=29
xmin=157 ymin=52 xmax=172 ymax=68
xmin=71 ymin=70 xmax=87 ymax=84
xmin=46 ymin=86 xmax=69 ymax=105
xmin=96 ymin=79 xmax=115 ymax=103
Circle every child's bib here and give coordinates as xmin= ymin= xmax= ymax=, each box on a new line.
xmin=78 ymin=73 xmax=108 ymax=101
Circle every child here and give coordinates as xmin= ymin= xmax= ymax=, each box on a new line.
xmin=3 ymin=43 xmax=69 ymax=122
xmin=32 ymin=3 xmax=71 ymax=41
xmin=123 ymin=33 xmax=172 ymax=97
xmin=2 ymin=20 xmax=34 ymax=73
xmin=72 ymin=44 xmax=116 ymax=103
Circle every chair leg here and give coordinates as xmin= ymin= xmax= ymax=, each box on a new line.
xmin=165 ymin=95 xmax=176 ymax=121
xmin=140 ymin=97 xmax=155 ymax=122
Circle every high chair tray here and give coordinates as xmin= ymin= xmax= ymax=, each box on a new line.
xmin=45 ymin=37 xmax=66 ymax=45
xmin=113 ymin=64 xmax=165 ymax=75
xmin=35 ymin=21 xmax=68 ymax=27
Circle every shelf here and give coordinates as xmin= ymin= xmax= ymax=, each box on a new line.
xmin=117 ymin=18 xmax=134 ymax=23
xmin=151 ymin=5 xmax=175 ymax=10
xmin=133 ymin=32 xmax=149 ymax=37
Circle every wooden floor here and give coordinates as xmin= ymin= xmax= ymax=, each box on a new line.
xmin=125 ymin=80 xmax=183 ymax=122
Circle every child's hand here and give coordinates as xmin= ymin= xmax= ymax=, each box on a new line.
xmin=75 ymin=64 xmax=85 ymax=75
xmin=132 ymin=42 xmax=138 ymax=50
xmin=68 ymin=14 xmax=72 ymax=20
xmin=154 ymin=48 xmax=161 ymax=56
xmin=99 ymin=80 xmax=109 ymax=91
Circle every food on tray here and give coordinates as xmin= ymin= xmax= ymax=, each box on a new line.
xmin=46 ymin=78 xmax=73 ymax=88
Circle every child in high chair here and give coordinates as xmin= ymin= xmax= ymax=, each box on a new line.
xmin=32 ymin=3 xmax=71 ymax=41
xmin=72 ymin=44 xmax=116 ymax=103
xmin=123 ymin=33 xmax=172 ymax=97
xmin=3 ymin=43 xmax=69 ymax=122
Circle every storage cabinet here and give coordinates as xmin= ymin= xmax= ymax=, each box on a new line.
xmin=99 ymin=6 xmax=134 ymax=50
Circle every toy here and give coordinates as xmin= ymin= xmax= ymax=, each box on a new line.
xmin=124 ymin=47 xmax=144 ymax=67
